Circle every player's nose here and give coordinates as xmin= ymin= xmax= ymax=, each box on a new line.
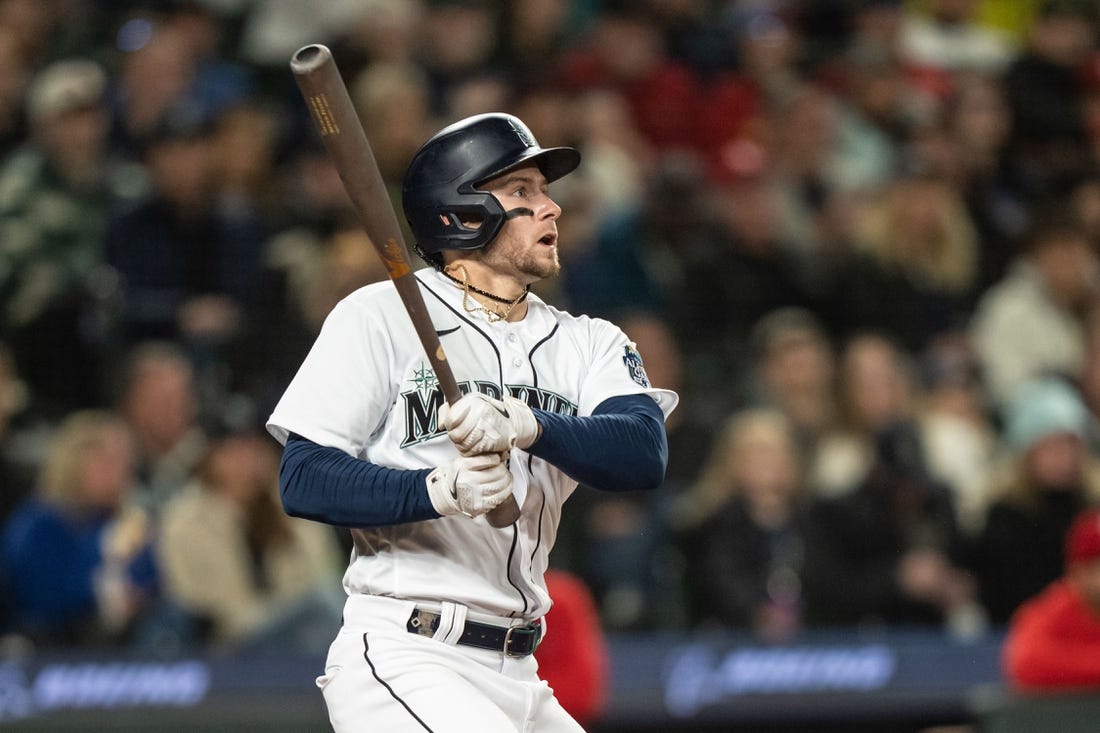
xmin=538 ymin=194 xmax=562 ymax=220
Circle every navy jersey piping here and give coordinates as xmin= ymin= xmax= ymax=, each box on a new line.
xmin=362 ymin=633 xmax=435 ymax=731
xmin=527 ymin=322 xmax=561 ymax=377
xmin=529 ymin=454 xmax=546 ymax=570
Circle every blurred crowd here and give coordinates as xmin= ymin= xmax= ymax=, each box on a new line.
xmin=4 ymin=0 xmax=1100 ymax=659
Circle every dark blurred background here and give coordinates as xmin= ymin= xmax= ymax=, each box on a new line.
xmin=4 ymin=0 xmax=1100 ymax=731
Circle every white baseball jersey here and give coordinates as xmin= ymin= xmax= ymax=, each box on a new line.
xmin=267 ymin=267 xmax=678 ymax=620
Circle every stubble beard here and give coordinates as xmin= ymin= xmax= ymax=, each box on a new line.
xmin=519 ymin=247 xmax=560 ymax=281
xmin=480 ymin=233 xmax=560 ymax=282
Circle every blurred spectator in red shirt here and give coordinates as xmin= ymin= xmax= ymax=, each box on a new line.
xmin=1003 ymin=506 xmax=1100 ymax=690
xmin=535 ymin=568 xmax=609 ymax=728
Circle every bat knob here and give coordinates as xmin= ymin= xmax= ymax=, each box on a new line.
xmin=290 ymin=44 xmax=332 ymax=75
xmin=486 ymin=497 xmax=521 ymax=527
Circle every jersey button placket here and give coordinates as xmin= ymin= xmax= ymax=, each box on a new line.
xmin=502 ymin=329 xmax=526 ymax=375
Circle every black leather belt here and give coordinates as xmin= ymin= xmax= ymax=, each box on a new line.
xmin=406 ymin=608 xmax=542 ymax=657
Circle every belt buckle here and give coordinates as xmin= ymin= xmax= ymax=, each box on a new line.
xmin=503 ymin=623 xmax=541 ymax=657
xmin=407 ymin=609 xmax=439 ymax=638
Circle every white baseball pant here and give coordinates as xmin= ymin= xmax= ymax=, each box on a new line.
xmin=317 ymin=594 xmax=586 ymax=732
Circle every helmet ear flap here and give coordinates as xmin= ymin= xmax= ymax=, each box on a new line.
xmin=424 ymin=194 xmax=506 ymax=251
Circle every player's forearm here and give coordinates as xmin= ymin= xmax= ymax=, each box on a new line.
xmin=279 ymin=434 xmax=438 ymax=526
xmin=527 ymin=394 xmax=668 ymax=492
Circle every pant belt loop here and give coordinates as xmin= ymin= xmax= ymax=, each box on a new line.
xmin=433 ymin=601 xmax=467 ymax=646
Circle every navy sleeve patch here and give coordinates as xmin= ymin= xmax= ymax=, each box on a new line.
xmin=623 ymin=344 xmax=651 ymax=388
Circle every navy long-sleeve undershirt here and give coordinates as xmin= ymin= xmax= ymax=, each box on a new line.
xmin=278 ymin=437 xmax=436 ymax=527
xmin=277 ymin=393 xmax=668 ymax=527
xmin=527 ymin=394 xmax=667 ymax=492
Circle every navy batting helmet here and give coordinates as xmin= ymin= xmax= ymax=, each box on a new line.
xmin=402 ymin=113 xmax=580 ymax=266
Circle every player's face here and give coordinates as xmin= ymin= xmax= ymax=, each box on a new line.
xmin=477 ymin=163 xmax=562 ymax=283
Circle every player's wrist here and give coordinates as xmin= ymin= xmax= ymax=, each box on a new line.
xmin=426 ymin=454 xmax=514 ymax=518
xmin=426 ymin=466 xmax=462 ymax=517
xmin=503 ymin=396 xmax=540 ymax=450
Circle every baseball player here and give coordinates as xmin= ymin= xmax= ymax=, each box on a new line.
xmin=266 ymin=112 xmax=678 ymax=732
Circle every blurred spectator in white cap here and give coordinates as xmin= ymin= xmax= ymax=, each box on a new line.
xmin=970 ymin=376 xmax=1100 ymax=624
xmin=0 ymin=57 xmax=139 ymax=419
xmin=24 ymin=58 xmax=106 ymax=124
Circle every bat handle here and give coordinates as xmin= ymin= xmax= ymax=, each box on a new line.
xmin=482 ymin=420 xmax=520 ymax=524
xmin=436 ymin=355 xmax=519 ymax=527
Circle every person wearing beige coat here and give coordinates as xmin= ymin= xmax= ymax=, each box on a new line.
xmin=157 ymin=431 xmax=343 ymax=649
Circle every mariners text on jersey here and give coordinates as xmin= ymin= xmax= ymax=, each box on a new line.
xmin=401 ymin=371 xmax=579 ymax=447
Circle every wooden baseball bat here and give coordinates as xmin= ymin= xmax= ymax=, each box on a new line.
xmin=290 ymin=44 xmax=520 ymax=527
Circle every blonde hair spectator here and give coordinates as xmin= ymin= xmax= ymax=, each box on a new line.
xmin=0 ymin=408 xmax=158 ymax=645
xmin=677 ymin=407 xmax=808 ymax=638
xmin=38 ymin=409 xmax=136 ymax=510
xmin=853 ymin=174 xmax=979 ymax=296
xmin=674 ymin=407 xmax=802 ymax=532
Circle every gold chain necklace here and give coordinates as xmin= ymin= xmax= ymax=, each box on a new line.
xmin=443 ymin=265 xmax=528 ymax=323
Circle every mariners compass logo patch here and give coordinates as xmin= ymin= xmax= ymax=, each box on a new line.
xmin=622 ymin=344 xmax=651 ymax=388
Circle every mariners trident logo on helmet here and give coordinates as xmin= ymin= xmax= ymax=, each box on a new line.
xmin=401 ymin=113 xmax=581 ymax=267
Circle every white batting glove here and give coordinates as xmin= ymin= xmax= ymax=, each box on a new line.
xmin=426 ymin=453 xmax=514 ymax=518
xmin=439 ymin=393 xmax=541 ymax=455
